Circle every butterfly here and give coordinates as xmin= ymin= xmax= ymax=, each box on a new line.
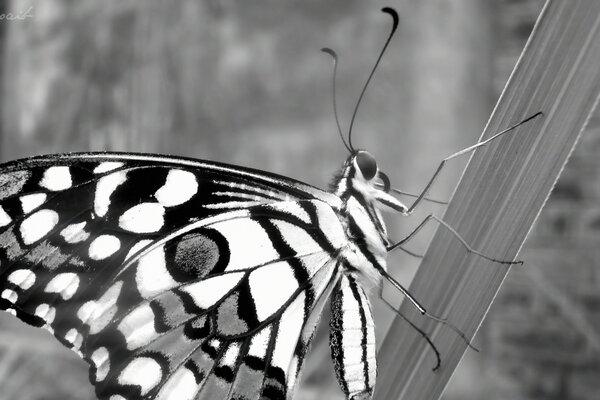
xmin=0 ymin=7 xmax=537 ymax=400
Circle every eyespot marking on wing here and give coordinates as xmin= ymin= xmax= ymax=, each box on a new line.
xmin=40 ymin=166 xmax=72 ymax=191
xmin=155 ymin=169 xmax=198 ymax=207
xmin=119 ymin=202 xmax=165 ymax=234
xmin=20 ymin=209 xmax=59 ymax=245
xmin=171 ymin=231 xmax=223 ymax=279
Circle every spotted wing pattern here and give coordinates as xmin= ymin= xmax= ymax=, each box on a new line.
xmin=0 ymin=153 xmax=347 ymax=400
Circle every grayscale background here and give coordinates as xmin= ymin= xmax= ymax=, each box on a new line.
xmin=1 ymin=1 xmax=599 ymax=399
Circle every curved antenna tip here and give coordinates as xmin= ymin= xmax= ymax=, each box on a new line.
xmin=381 ymin=7 xmax=399 ymax=32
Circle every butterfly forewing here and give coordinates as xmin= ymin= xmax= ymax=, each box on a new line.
xmin=0 ymin=153 xmax=354 ymax=399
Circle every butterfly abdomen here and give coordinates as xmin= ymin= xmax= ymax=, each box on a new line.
xmin=330 ymin=273 xmax=377 ymax=400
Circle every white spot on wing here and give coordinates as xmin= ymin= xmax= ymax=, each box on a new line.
xmin=20 ymin=209 xmax=59 ymax=245
xmin=222 ymin=342 xmax=240 ymax=367
xmin=248 ymin=325 xmax=271 ymax=358
xmin=34 ymin=303 xmax=50 ymax=318
xmin=89 ymin=235 xmax=121 ymax=260
xmin=91 ymin=347 xmax=110 ymax=382
xmin=79 ymin=281 xmax=123 ymax=335
xmin=20 ymin=193 xmax=47 ymax=213
xmin=94 ymin=162 xmax=124 ymax=174
xmin=118 ymin=357 xmax=162 ymax=396
xmin=45 ymin=272 xmax=79 ymax=300
xmin=204 ymin=201 xmax=262 ymax=210
xmin=35 ymin=303 xmax=56 ymax=324
xmin=155 ymin=169 xmax=198 ymax=207
xmin=118 ymin=303 xmax=158 ymax=350
xmin=271 ymin=219 xmax=323 ymax=256
xmin=156 ymin=366 xmax=198 ymax=400
xmin=271 ymin=291 xmax=305 ymax=372
xmin=95 ymin=171 xmax=127 ymax=217
xmin=135 ymin=246 xmax=177 ymax=299
xmin=314 ymin=201 xmax=346 ymax=249
xmin=181 ymin=272 xmax=245 ymax=309
xmin=77 ymin=301 xmax=95 ymax=322
xmin=1 ymin=289 xmax=17 ymax=303
xmin=7 ymin=269 xmax=36 ymax=290
xmin=212 ymin=219 xmax=277 ymax=272
xmin=65 ymin=328 xmax=83 ymax=349
xmin=0 ymin=206 xmax=11 ymax=227
xmin=268 ymin=202 xmax=311 ymax=224
xmin=249 ymin=262 xmax=299 ymax=321
xmin=60 ymin=222 xmax=90 ymax=244
xmin=40 ymin=166 xmax=72 ymax=191
xmin=119 ymin=203 xmax=165 ymax=233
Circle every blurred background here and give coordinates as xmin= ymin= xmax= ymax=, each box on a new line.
xmin=1 ymin=0 xmax=599 ymax=399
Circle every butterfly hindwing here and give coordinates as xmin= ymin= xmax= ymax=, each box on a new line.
xmin=0 ymin=153 xmax=348 ymax=400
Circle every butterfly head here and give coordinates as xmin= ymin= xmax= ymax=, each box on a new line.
xmin=336 ymin=150 xmax=408 ymax=215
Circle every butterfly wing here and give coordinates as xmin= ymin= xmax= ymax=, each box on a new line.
xmin=0 ymin=152 xmax=346 ymax=399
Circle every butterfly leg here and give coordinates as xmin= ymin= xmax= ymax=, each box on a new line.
xmin=388 ymin=214 xmax=522 ymax=266
xmin=377 ymin=284 xmax=441 ymax=371
xmin=377 ymin=262 xmax=478 ymax=353
xmin=403 ymin=112 xmax=542 ymax=215
xmin=394 ymin=245 xmax=423 ymax=259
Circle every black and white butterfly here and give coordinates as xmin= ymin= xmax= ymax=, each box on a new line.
xmin=0 ymin=7 xmax=537 ymax=400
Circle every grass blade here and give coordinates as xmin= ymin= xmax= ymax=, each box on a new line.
xmin=375 ymin=1 xmax=600 ymax=399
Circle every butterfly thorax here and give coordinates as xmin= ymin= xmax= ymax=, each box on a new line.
xmin=330 ymin=151 xmax=408 ymax=288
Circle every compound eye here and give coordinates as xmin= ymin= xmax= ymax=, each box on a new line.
xmin=356 ymin=151 xmax=378 ymax=180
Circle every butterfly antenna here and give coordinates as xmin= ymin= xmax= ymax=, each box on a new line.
xmin=380 ymin=268 xmax=479 ymax=352
xmin=347 ymin=7 xmax=399 ymax=151
xmin=322 ymin=48 xmax=352 ymax=153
